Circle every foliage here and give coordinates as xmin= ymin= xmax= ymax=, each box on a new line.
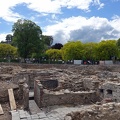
xmin=96 ymin=40 xmax=118 ymax=60
xmin=82 ymin=42 xmax=98 ymax=60
xmin=116 ymin=38 xmax=120 ymax=48
xmin=61 ymin=41 xmax=83 ymax=61
xmin=51 ymin=43 xmax=63 ymax=49
xmin=42 ymin=35 xmax=53 ymax=46
xmin=45 ymin=49 xmax=62 ymax=60
xmin=0 ymin=43 xmax=18 ymax=58
xmin=60 ymin=40 xmax=119 ymax=61
xmin=12 ymin=19 xmax=43 ymax=59
xmin=6 ymin=34 xmax=13 ymax=44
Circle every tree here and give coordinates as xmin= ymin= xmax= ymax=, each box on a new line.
xmin=42 ymin=35 xmax=53 ymax=47
xmin=6 ymin=34 xmax=13 ymax=44
xmin=51 ymin=43 xmax=63 ymax=49
xmin=96 ymin=40 xmax=118 ymax=60
xmin=0 ymin=43 xmax=18 ymax=59
xmin=116 ymin=38 xmax=120 ymax=59
xmin=12 ymin=19 xmax=43 ymax=59
xmin=116 ymin=38 xmax=120 ymax=48
xmin=61 ymin=41 xmax=83 ymax=61
xmin=45 ymin=49 xmax=62 ymax=60
xmin=82 ymin=42 xmax=98 ymax=60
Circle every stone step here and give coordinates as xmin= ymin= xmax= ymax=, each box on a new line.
xmin=29 ymin=100 xmax=41 ymax=115
xmin=11 ymin=110 xmax=20 ymax=120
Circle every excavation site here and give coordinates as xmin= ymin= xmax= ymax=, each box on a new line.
xmin=0 ymin=63 xmax=120 ymax=120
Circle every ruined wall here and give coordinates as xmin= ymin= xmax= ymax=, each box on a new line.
xmin=41 ymin=91 xmax=97 ymax=107
xmin=13 ymin=70 xmax=54 ymax=89
xmin=82 ymin=78 xmax=99 ymax=91
xmin=34 ymin=80 xmax=41 ymax=107
xmin=100 ymin=82 xmax=120 ymax=102
xmin=34 ymin=80 xmax=98 ymax=108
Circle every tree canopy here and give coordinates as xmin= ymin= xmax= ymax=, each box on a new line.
xmin=61 ymin=41 xmax=83 ymax=61
xmin=116 ymin=38 xmax=120 ymax=48
xmin=45 ymin=49 xmax=62 ymax=60
xmin=42 ymin=35 xmax=53 ymax=47
xmin=12 ymin=19 xmax=43 ymax=59
xmin=0 ymin=43 xmax=17 ymax=58
xmin=59 ymin=40 xmax=119 ymax=61
xmin=51 ymin=43 xmax=63 ymax=49
xmin=6 ymin=34 xmax=13 ymax=44
xmin=96 ymin=40 xmax=119 ymax=60
xmin=82 ymin=42 xmax=98 ymax=60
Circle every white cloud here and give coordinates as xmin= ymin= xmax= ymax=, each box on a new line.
xmin=51 ymin=14 xmax=57 ymax=19
xmin=110 ymin=16 xmax=120 ymax=32
xmin=93 ymin=0 xmax=104 ymax=9
xmin=0 ymin=33 xmax=9 ymax=42
xmin=43 ymin=16 xmax=120 ymax=44
xmin=27 ymin=0 xmax=104 ymax=13
xmin=0 ymin=1 xmax=25 ymax=22
xmin=0 ymin=0 xmax=104 ymax=22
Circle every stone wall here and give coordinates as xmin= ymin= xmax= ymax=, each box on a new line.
xmin=41 ymin=91 xmax=97 ymax=107
xmin=82 ymin=78 xmax=99 ymax=91
xmin=34 ymin=80 xmax=98 ymax=108
xmin=99 ymin=82 xmax=120 ymax=102
xmin=13 ymin=70 xmax=54 ymax=89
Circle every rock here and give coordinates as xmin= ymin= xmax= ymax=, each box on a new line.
xmin=64 ymin=89 xmax=70 ymax=93
xmin=64 ymin=116 xmax=72 ymax=120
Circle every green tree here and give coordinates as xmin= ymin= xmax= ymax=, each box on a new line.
xmin=82 ymin=42 xmax=98 ymax=60
xmin=6 ymin=34 xmax=13 ymax=44
xmin=45 ymin=49 xmax=62 ymax=60
xmin=116 ymin=38 xmax=120 ymax=59
xmin=96 ymin=40 xmax=118 ymax=60
xmin=12 ymin=19 xmax=43 ymax=59
xmin=0 ymin=43 xmax=18 ymax=59
xmin=42 ymin=35 xmax=53 ymax=47
xmin=116 ymin=38 xmax=120 ymax=48
xmin=61 ymin=41 xmax=83 ymax=61
xmin=51 ymin=43 xmax=63 ymax=49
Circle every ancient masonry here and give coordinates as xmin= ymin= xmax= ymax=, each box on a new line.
xmin=0 ymin=64 xmax=120 ymax=120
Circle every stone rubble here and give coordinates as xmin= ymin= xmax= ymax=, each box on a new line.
xmin=0 ymin=64 xmax=120 ymax=120
xmin=65 ymin=102 xmax=120 ymax=120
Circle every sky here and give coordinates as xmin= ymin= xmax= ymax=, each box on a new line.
xmin=0 ymin=0 xmax=120 ymax=44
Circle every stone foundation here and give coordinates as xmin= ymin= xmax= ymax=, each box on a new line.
xmin=34 ymin=80 xmax=98 ymax=108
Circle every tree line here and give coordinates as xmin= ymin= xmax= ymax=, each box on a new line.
xmin=0 ymin=19 xmax=120 ymax=62
xmin=46 ymin=40 xmax=120 ymax=61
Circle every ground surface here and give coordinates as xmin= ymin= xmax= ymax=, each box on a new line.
xmin=0 ymin=103 xmax=11 ymax=120
xmin=0 ymin=64 xmax=120 ymax=120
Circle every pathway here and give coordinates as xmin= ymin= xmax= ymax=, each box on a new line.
xmin=11 ymin=102 xmax=92 ymax=120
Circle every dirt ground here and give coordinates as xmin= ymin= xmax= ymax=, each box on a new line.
xmin=0 ymin=64 xmax=120 ymax=120
xmin=0 ymin=103 xmax=11 ymax=120
xmin=0 ymin=82 xmax=18 ymax=91
xmin=0 ymin=65 xmax=22 ymax=120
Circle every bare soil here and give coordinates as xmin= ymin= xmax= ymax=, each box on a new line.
xmin=0 ymin=103 xmax=11 ymax=120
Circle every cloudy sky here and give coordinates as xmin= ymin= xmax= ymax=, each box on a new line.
xmin=0 ymin=0 xmax=120 ymax=44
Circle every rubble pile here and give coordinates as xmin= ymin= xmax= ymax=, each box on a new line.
xmin=65 ymin=102 xmax=120 ymax=120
